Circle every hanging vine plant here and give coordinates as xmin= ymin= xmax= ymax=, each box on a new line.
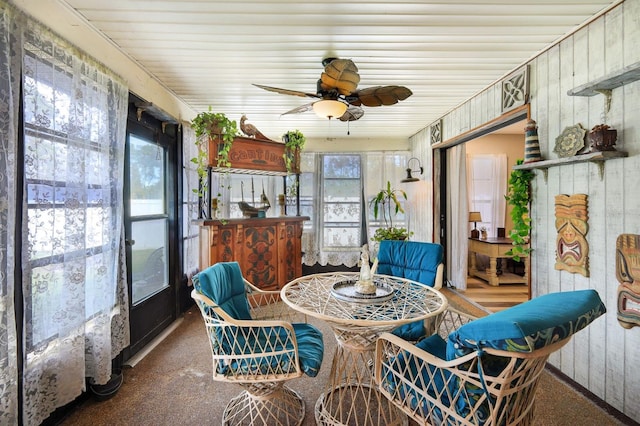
xmin=190 ymin=107 xmax=238 ymax=219
xmin=504 ymin=159 xmax=535 ymax=261
xmin=282 ymin=129 xmax=305 ymax=173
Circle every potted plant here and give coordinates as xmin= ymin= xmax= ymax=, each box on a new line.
xmin=504 ymin=159 xmax=535 ymax=261
xmin=370 ymin=180 xmax=413 ymax=242
xmin=191 ymin=107 xmax=238 ymax=170
xmin=190 ymin=108 xmax=238 ymax=216
xmin=282 ymin=129 xmax=305 ymax=173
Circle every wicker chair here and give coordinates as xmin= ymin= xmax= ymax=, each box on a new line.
xmin=192 ymin=262 xmax=324 ymax=426
xmin=376 ymin=240 xmax=445 ymax=341
xmin=375 ymin=290 xmax=606 ymax=425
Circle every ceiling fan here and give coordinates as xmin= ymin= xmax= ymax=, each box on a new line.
xmin=253 ymin=57 xmax=412 ymax=122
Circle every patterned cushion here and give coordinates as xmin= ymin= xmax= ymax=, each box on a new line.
xmin=447 ymin=289 xmax=607 ymax=358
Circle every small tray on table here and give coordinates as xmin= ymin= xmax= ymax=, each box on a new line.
xmin=331 ymin=279 xmax=395 ymax=303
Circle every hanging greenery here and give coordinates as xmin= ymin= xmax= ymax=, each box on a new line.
xmin=282 ymin=130 xmax=306 ymax=173
xmin=504 ymin=159 xmax=535 ymax=261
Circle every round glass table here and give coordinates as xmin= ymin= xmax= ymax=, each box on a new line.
xmin=281 ymin=272 xmax=448 ymax=426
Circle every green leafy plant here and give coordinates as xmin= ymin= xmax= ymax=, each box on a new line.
xmin=370 ymin=180 xmax=412 ymax=241
xmin=372 ymin=226 xmax=413 ymax=242
xmin=190 ymin=108 xmax=238 ymax=219
xmin=504 ymin=159 xmax=535 ymax=261
xmin=191 ymin=107 xmax=238 ymax=170
xmin=282 ymin=130 xmax=305 ymax=173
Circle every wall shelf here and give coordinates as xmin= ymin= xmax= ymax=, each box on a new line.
xmin=513 ymin=150 xmax=628 ymax=180
xmin=567 ymin=61 xmax=640 ymax=97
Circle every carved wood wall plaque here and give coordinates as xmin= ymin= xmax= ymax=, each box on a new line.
xmin=554 ymin=193 xmax=589 ymax=277
xmin=615 ymin=234 xmax=640 ymax=329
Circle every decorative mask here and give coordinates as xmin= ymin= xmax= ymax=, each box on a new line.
xmin=616 ymin=234 xmax=640 ymax=329
xmin=554 ymin=194 xmax=589 ymax=277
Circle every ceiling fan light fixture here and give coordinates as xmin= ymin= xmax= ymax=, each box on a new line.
xmin=312 ymin=99 xmax=347 ymax=119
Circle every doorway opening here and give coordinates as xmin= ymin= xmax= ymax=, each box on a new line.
xmin=435 ymin=106 xmax=531 ymax=312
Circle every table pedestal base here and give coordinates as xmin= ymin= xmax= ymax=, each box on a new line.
xmin=314 ymin=337 xmax=407 ymax=426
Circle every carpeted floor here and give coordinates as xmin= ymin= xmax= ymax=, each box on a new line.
xmin=59 ymin=289 xmax=626 ymax=426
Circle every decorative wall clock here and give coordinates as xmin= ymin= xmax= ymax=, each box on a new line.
xmin=553 ymin=124 xmax=586 ymax=157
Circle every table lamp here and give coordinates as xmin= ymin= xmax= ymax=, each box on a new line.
xmin=469 ymin=211 xmax=482 ymax=238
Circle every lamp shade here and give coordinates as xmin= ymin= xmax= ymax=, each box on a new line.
xmin=469 ymin=211 xmax=482 ymax=222
xmin=312 ymin=99 xmax=348 ymax=119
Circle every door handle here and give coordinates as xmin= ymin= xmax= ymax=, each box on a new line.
xmin=126 ymin=239 xmax=135 ymax=246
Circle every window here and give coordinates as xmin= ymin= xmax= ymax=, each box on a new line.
xmin=320 ymin=154 xmax=362 ymax=250
xmin=467 ymin=154 xmax=507 ymax=238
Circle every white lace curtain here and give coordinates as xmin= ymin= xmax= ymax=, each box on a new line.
xmin=1 ymin=3 xmax=129 ymax=424
xmin=0 ymin=3 xmax=20 ymax=424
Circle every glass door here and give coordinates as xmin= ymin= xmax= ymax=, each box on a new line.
xmin=124 ymin=117 xmax=176 ymax=357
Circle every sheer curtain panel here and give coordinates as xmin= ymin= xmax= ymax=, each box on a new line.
xmin=0 ymin=3 xmax=20 ymax=424
xmin=408 ymin=128 xmax=433 ymax=242
xmin=14 ymin=9 xmax=129 ymax=424
xmin=446 ymin=144 xmax=468 ymax=290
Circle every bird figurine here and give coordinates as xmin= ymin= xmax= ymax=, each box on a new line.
xmin=240 ymin=115 xmax=270 ymax=140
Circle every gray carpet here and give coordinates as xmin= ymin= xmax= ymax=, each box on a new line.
xmin=60 ymin=296 xmax=625 ymax=426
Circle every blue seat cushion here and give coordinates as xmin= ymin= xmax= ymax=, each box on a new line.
xmin=291 ymin=323 xmax=324 ymax=377
xmin=221 ymin=322 xmax=324 ymax=378
xmin=194 ymin=262 xmax=252 ymax=320
xmin=447 ymin=289 xmax=606 ymax=359
xmin=391 ymin=320 xmax=427 ymax=342
xmin=377 ymin=240 xmax=443 ymax=288
xmin=380 ymin=334 xmax=453 ymax=422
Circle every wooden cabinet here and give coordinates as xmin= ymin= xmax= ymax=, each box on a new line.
xmin=197 ymin=216 xmax=308 ymax=290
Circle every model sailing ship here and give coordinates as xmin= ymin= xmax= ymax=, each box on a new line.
xmin=239 ymin=178 xmax=271 ymax=217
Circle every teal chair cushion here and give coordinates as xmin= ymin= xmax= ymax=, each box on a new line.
xmin=291 ymin=323 xmax=324 ymax=377
xmin=195 ymin=261 xmax=252 ymax=320
xmin=391 ymin=319 xmax=427 ymax=341
xmin=447 ymin=289 xmax=607 ymax=358
xmin=377 ymin=240 xmax=443 ymax=287
xmin=380 ymin=334 xmax=452 ymax=422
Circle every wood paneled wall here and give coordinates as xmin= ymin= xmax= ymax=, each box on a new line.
xmin=417 ymin=1 xmax=640 ymax=421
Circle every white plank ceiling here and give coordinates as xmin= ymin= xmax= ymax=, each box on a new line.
xmin=57 ymin=0 xmax=617 ymax=141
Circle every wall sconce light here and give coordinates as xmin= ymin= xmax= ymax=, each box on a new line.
xmin=312 ymin=99 xmax=348 ymax=119
xmin=401 ymin=157 xmax=424 ymax=183
xmin=469 ymin=211 xmax=482 ymax=238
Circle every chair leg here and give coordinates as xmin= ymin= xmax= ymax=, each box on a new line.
xmin=223 ymin=383 xmax=305 ymax=426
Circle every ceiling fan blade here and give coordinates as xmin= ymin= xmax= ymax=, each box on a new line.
xmin=339 ymin=106 xmax=364 ymax=122
xmin=253 ymin=84 xmax=319 ymax=99
xmin=320 ymin=59 xmax=360 ymax=96
xmin=281 ymin=102 xmax=315 ymax=116
xmin=352 ymin=85 xmax=413 ymax=107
